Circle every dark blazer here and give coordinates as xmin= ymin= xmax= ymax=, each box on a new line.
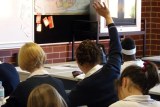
xmin=0 ymin=63 xmax=20 ymax=97
xmin=68 ymin=23 xmax=122 ymax=107
xmin=2 ymin=75 xmax=69 ymax=107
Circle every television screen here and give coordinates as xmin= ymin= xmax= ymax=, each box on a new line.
xmin=90 ymin=0 xmax=141 ymax=33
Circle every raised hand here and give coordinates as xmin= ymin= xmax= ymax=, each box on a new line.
xmin=93 ymin=2 xmax=113 ymax=25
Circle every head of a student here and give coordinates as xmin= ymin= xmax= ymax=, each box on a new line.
xmin=75 ymin=39 xmax=101 ymax=74
xmin=121 ymin=38 xmax=136 ymax=62
xmin=18 ymin=42 xmax=46 ymax=73
xmin=27 ymin=84 xmax=68 ymax=107
xmin=117 ymin=61 xmax=160 ymax=100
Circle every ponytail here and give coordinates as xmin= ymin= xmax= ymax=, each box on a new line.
xmin=119 ymin=61 xmax=160 ymax=94
xmin=143 ymin=61 xmax=160 ymax=94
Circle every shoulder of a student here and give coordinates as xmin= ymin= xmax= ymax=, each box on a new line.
xmin=109 ymin=100 xmax=130 ymax=107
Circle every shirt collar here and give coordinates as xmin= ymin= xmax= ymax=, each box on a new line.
xmin=0 ymin=61 xmax=2 ymax=64
xmin=85 ymin=64 xmax=103 ymax=78
xmin=123 ymin=95 xmax=154 ymax=102
xmin=28 ymin=68 xmax=49 ymax=78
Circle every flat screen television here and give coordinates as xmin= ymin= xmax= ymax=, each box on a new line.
xmin=90 ymin=0 xmax=141 ymax=34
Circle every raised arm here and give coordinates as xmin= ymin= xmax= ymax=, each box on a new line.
xmin=93 ymin=2 xmax=122 ymax=72
xmin=93 ymin=2 xmax=113 ymax=25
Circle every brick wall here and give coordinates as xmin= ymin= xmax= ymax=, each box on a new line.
xmin=141 ymin=0 xmax=160 ymax=56
xmin=0 ymin=41 xmax=109 ymax=65
xmin=150 ymin=0 xmax=160 ymax=55
xmin=0 ymin=0 xmax=160 ymax=64
xmin=0 ymin=43 xmax=73 ymax=65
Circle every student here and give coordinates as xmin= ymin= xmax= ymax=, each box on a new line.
xmin=2 ymin=42 xmax=69 ymax=107
xmin=121 ymin=37 xmax=144 ymax=72
xmin=0 ymin=62 xmax=20 ymax=97
xmin=68 ymin=2 xmax=122 ymax=107
xmin=27 ymin=84 xmax=68 ymax=107
xmin=109 ymin=61 xmax=160 ymax=107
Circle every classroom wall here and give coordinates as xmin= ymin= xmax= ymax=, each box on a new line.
xmin=0 ymin=41 xmax=109 ymax=65
xmin=120 ymin=0 xmax=160 ymax=56
xmin=0 ymin=0 xmax=160 ymax=65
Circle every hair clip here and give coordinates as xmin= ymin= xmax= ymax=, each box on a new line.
xmin=142 ymin=61 xmax=150 ymax=72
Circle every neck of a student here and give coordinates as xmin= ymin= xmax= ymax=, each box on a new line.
xmin=79 ymin=63 xmax=97 ymax=74
xmin=123 ymin=54 xmax=136 ymax=62
xmin=120 ymin=87 xmax=143 ymax=100
xmin=29 ymin=66 xmax=43 ymax=73
xmin=128 ymin=87 xmax=143 ymax=96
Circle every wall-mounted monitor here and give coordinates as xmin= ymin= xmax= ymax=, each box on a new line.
xmin=90 ymin=0 xmax=141 ymax=35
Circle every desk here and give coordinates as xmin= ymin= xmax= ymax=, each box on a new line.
xmin=44 ymin=61 xmax=80 ymax=81
xmin=149 ymin=70 xmax=160 ymax=100
xmin=16 ymin=62 xmax=160 ymax=97
xmin=149 ymin=70 xmax=160 ymax=94
xmin=45 ymin=62 xmax=81 ymax=90
xmin=142 ymin=56 xmax=160 ymax=62
xmin=142 ymin=56 xmax=160 ymax=69
xmin=16 ymin=61 xmax=79 ymax=90
xmin=149 ymin=84 xmax=160 ymax=95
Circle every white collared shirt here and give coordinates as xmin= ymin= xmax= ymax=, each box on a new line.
xmin=28 ymin=68 xmax=49 ymax=78
xmin=109 ymin=95 xmax=160 ymax=107
xmin=121 ymin=59 xmax=144 ymax=73
xmin=85 ymin=64 xmax=103 ymax=78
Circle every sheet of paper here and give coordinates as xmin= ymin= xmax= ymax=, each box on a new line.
xmin=36 ymin=15 xmax=41 ymax=24
xmin=48 ymin=16 xmax=54 ymax=28
xmin=44 ymin=64 xmax=79 ymax=70
xmin=36 ymin=23 xmax=42 ymax=32
xmin=43 ymin=17 xmax=49 ymax=27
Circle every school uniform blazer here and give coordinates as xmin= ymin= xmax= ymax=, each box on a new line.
xmin=68 ymin=23 xmax=122 ymax=107
xmin=2 ymin=74 xmax=70 ymax=107
xmin=0 ymin=63 xmax=20 ymax=97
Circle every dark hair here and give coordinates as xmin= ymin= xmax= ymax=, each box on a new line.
xmin=76 ymin=39 xmax=101 ymax=66
xmin=121 ymin=37 xmax=135 ymax=50
xmin=118 ymin=61 xmax=160 ymax=94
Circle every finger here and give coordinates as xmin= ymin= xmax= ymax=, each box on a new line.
xmin=102 ymin=2 xmax=106 ymax=9
xmin=92 ymin=2 xmax=98 ymax=10
xmin=97 ymin=2 xmax=103 ymax=8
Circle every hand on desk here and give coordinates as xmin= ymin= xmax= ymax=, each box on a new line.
xmin=72 ymin=71 xmax=83 ymax=77
xmin=72 ymin=71 xmax=85 ymax=80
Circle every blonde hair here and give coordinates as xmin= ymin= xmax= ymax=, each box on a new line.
xmin=18 ymin=42 xmax=46 ymax=72
xmin=27 ymin=84 xmax=68 ymax=107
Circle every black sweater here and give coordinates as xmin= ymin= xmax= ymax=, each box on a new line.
xmin=0 ymin=63 xmax=20 ymax=97
xmin=2 ymin=74 xmax=69 ymax=107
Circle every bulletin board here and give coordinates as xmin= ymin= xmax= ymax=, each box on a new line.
xmin=34 ymin=15 xmax=89 ymax=44
xmin=34 ymin=0 xmax=90 ymax=44
xmin=0 ymin=0 xmax=34 ymax=49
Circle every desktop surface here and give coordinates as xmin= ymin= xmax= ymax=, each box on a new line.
xmin=142 ymin=56 xmax=160 ymax=62
xmin=16 ymin=62 xmax=160 ymax=95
